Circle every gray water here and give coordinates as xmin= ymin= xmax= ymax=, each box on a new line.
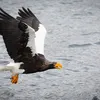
xmin=0 ymin=0 xmax=100 ymax=100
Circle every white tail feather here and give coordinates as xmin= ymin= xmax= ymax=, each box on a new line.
xmin=0 ymin=62 xmax=25 ymax=74
xmin=0 ymin=66 xmax=13 ymax=71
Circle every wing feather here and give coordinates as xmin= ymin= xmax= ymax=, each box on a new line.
xmin=17 ymin=7 xmax=40 ymax=31
xmin=0 ymin=8 xmax=15 ymax=19
xmin=17 ymin=7 xmax=47 ymax=54
xmin=0 ymin=8 xmax=36 ymax=61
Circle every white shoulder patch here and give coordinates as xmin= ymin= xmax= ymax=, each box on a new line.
xmin=26 ymin=26 xmax=36 ymax=56
xmin=25 ymin=24 xmax=47 ymax=56
xmin=35 ymin=24 xmax=47 ymax=54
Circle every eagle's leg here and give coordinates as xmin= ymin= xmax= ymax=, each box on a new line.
xmin=11 ymin=74 xmax=19 ymax=84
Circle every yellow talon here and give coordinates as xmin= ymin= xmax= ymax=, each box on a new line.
xmin=11 ymin=74 xmax=19 ymax=84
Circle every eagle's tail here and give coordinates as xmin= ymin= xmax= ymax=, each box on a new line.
xmin=0 ymin=65 xmax=15 ymax=71
xmin=0 ymin=66 xmax=9 ymax=71
xmin=0 ymin=62 xmax=24 ymax=73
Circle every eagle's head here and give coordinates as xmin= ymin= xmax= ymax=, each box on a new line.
xmin=35 ymin=54 xmax=62 ymax=71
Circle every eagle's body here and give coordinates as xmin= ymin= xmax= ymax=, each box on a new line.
xmin=0 ymin=7 xmax=62 ymax=84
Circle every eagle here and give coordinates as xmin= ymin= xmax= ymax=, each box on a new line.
xmin=0 ymin=7 xmax=62 ymax=84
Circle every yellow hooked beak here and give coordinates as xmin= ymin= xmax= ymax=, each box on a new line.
xmin=54 ymin=62 xmax=62 ymax=69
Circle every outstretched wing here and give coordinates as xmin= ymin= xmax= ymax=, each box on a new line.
xmin=0 ymin=8 xmax=22 ymax=59
xmin=17 ymin=7 xmax=47 ymax=54
xmin=0 ymin=8 xmax=36 ymax=61
xmin=17 ymin=7 xmax=40 ymax=32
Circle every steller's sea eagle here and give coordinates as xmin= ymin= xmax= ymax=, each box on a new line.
xmin=0 ymin=7 xmax=62 ymax=84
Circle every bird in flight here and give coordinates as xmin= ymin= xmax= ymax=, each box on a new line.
xmin=0 ymin=7 xmax=62 ymax=84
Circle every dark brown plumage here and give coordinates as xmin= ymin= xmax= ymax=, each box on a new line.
xmin=0 ymin=7 xmax=62 ymax=84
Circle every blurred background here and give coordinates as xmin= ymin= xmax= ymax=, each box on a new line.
xmin=0 ymin=0 xmax=100 ymax=100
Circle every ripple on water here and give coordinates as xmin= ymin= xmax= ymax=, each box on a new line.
xmin=82 ymin=32 xmax=100 ymax=36
xmin=95 ymin=41 xmax=100 ymax=45
xmin=68 ymin=43 xmax=92 ymax=48
xmin=0 ymin=61 xmax=9 ymax=65
xmin=0 ymin=90 xmax=14 ymax=99
xmin=66 ymin=68 xmax=80 ymax=72
xmin=56 ymin=58 xmax=72 ymax=61
xmin=92 ymin=96 xmax=99 ymax=100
